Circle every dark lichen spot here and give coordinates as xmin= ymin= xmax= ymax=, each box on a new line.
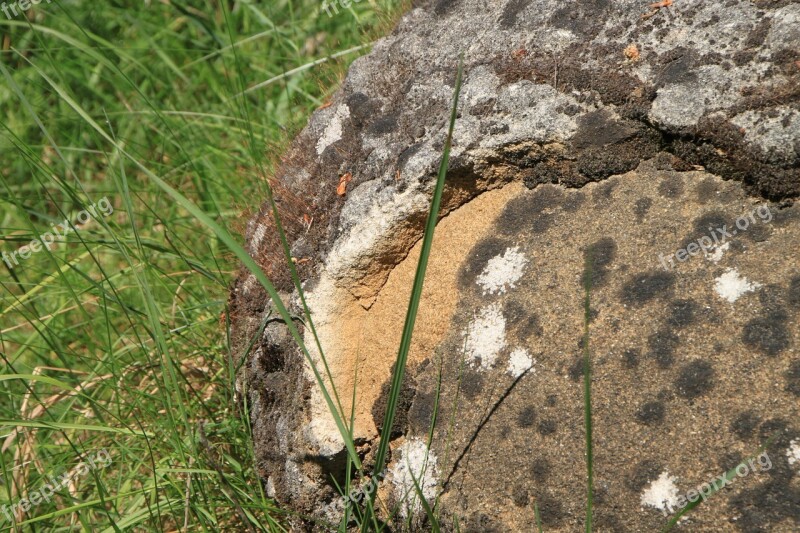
xmin=757 ymin=285 xmax=789 ymax=316
xmin=696 ymin=178 xmax=719 ymax=203
xmin=788 ymin=275 xmax=800 ymax=309
xmin=572 ymin=110 xmax=637 ymax=150
xmin=407 ymin=390 xmax=436 ymax=432
xmin=592 ymin=178 xmax=618 ymax=202
xmin=719 ymin=452 xmax=745 ymax=473
xmin=549 ymin=0 xmax=608 ymax=38
xmin=531 ymin=458 xmax=550 ymax=483
xmin=569 ymin=356 xmax=584 ymax=382
xmin=534 ymin=493 xmax=565 ymax=527
xmin=469 ymin=98 xmax=496 ymax=116
xmin=537 ymin=419 xmax=558 ymax=436
xmin=745 ymin=18 xmax=772 ymax=48
xmin=729 ymin=481 xmax=800 ymax=531
xmin=511 ymin=486 xmax=529 ymax=507
xmin=583 ymin=237 xmax=617 ymax=287
xmin=529 ymin=184 xmax=564 ymax=211
xmin=465 ymin=513 xmax=503 ymax=533
xmin=505 ymin=300 xmax=544 ymax=339
xmin=623 ymin=348 xmax=640 ymax=369
xmin=730 ymin=417 xmax=800 ymax=529
xmin=503 ymin=300 xmax=526 ymax=325
xmin=496 ymin=195 xmax=530 ymax=235
xmin=731 ymin=411 xmax=760 ymax=441
xmin=497 ymin=189 xmax=559 ymax=235
xmin=594 ymin=514 xmax=624 ymax=533
xmin=786 ymin=360 xmax=800 ymax=397
xmin=433 ymin=0 xmax=460 ymax=16
xmin=531 ymin=212 xmax=555 ymax=234
xmin=371 ymin=371 xmax=416 ymax=439
xmin=499 ymin=0 xmax=528 ymax=27
xmin=546 ymin=394 xmax=558 ymax=406
xmin=460 ymin=370 xmax=485 ymax=400
xmin=772 ymin=204 xmax=800 ymax=227
xmin=758 ymin=418 xmax=796 ymax=450
xmin=517 ymin=406 xmax=537 ymax=428
xmin=519 ymin=314 xmax=543 ymax=339
xmin=620 ymin=272 xmax=675 ymax=306
xmin=367 ymin=115 xmax=398 ymax=136
xmin=584 ymin=237 xmax=617 ymax=269
xmin=667 ymin=299 xmax=698 ymax=329
xmin=693 ymin=211 xmax=730 ymax=236
xmin=743 ymin=222 xmax=772 ymax=242
xmin=658 ymin=175 xmax=684 ymax=198
xmin=459 ymin=237 xmax=507 ymax=289
xmin=626 ymin=460 xmax=663 ymax=492
xmin=634 ymin=197 xmax=652 ymax=221
xmin=635 ymin=401 xmax=666 ymax=425
xmin=742 ymin=315 xmax=790 ymax=356
xmin=345 ymin=92 xmax=380 ymax=128
xmin=656 ymin=48 xmax=698 ymax=87
xmin=397 ymin=143 xmax=423 ymax=170
xmin=562 ymin=191 xmax=585 ymax=212
xmin=675 ymin=360 xmax=715 ymax=400
xmin=258 ymin=342 xmax=286 ymax=374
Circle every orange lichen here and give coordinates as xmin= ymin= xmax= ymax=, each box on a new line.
xmin=337 ymin=172 xmax=353 ymax=196
xmin=624 ymin=44 xmax=640 ymax=61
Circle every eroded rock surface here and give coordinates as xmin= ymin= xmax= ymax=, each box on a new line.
xmin=230 ymin=0 xmax=799 ymax=530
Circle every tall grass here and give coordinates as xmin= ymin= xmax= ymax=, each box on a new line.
xmin=0 ymin=1 xmax=402 ymax=530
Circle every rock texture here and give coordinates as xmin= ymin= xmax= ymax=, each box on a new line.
xmin=229 ymin=0 xmax=800 ymax=530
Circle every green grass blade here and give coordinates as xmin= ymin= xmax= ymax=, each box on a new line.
xmin=363 ymin=54 xmax=465 ymax=529
xmin=535 ymin=502 xmax=543 ymax=533
xmin=408 ymin=464 xmax=440 ymax=533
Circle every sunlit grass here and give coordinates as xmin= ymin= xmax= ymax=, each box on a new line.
xmin=0 ymin=1 xmax=402 ymax=530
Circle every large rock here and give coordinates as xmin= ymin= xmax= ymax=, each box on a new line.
xmin=229 ymin=0 xmax=800 ymax=530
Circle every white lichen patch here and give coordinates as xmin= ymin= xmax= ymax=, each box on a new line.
xmin=507 ymin=348 xmax=534 ymax=378
xmin=316 ymin=104 xmax=350 ymax=155
xmin=464 ymin=303 xmax=506 ymax=370
xmin=640 ymin=471 xmax=680 ymax=513
xmin=251 ymin=222 xmax=267 ymax=252
xmin=476 ymin=246 xmax=528 ymax=295
xmin=390 ymin=438 xmax=439 ymax=519
xmin=705 ymin=241 xmax=730 ymax=263
xmin=714 ymin=268 xmax=761 ymax=303
xmin=788 ymin=439 xmax=800 ymax=467
xmin=241 ymin=273 xmax=259 ymax=296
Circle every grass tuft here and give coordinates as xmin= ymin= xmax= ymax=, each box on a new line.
xmin=0 ymin=1 xmax=404 ymax=530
